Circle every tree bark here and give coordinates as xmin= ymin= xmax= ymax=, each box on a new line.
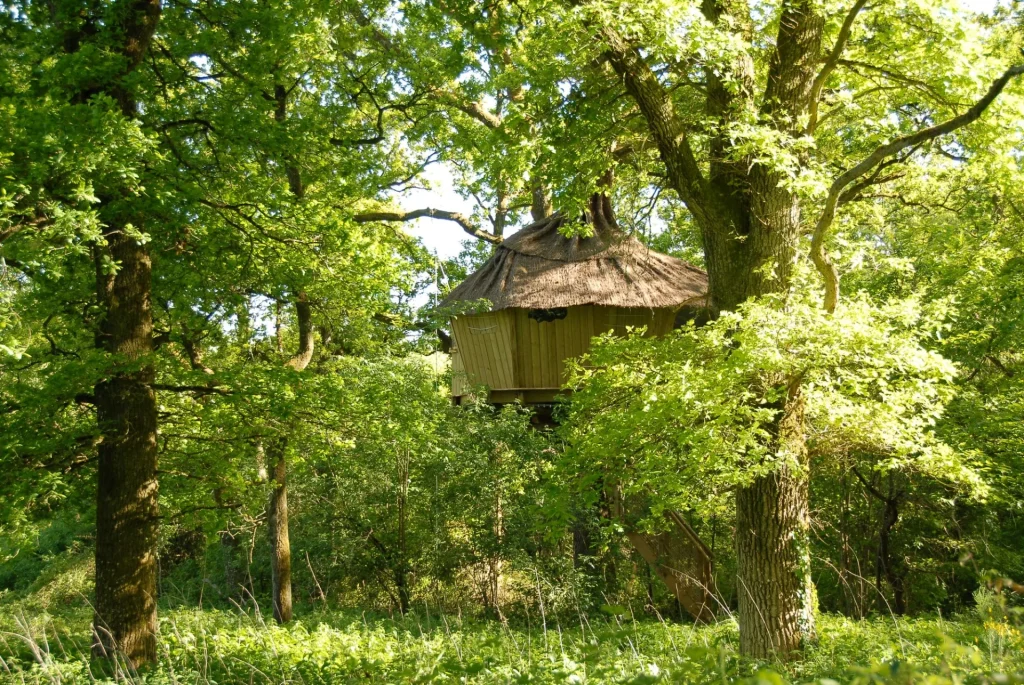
xmin=265 ymin=294 xmax=315 ymax=623
xmin=395 ymin=450 xmax=411 ymax=614
xmin=267 ymin=439 xmax=293 ymax=623
xmin=855 ymin=469 xmax=907 ymax=615
xmin=83 ymin=0 xmax=162 ymax=666
xmin=735 ymin=380 xmax=815 ymax=658
xmin=92 ymin=229 xmax=159 ymax=665
xmin=263 ymin=81 xmax=315 ymax=624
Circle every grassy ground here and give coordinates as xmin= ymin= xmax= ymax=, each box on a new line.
xmin=2 ymin=605 xmax=1022 ymax=683
xmin=0 ymin=556 xmax=1021 ymax=684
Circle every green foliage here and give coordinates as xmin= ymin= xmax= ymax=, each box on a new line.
xmin=0 ymin=601 xmax=1021 ymax=684
xmin=562 ymin=282 xmax=980 ymax=531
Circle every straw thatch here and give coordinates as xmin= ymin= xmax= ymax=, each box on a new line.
xmin=442 ymin=194 xmax=707 ymax=311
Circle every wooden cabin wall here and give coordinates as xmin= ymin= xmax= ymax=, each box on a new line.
xmin=451 ymin=306 xmax=678 ymax=401
xmin=451 ymin=311 xmax=516 ymax=394
xmin=451 ymin=345 xmax=468 ymax=398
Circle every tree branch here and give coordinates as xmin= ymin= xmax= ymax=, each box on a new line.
xmin=354 ymin=208 xmax=501 ymax=244
xmin=807 ymin=0 xmax=869 ymax=132
xmin=598 ymin=24 xmax=708 ymax=215
xmin=451 ymin=98 xmax=503 ymax=129
xmin=285 ymin=292 xmax=315 ymax=371
xmin=851 ymin=467 xmax=886 ymax=502
xmin=152 ymin=384 xmax=231 ymax=395
xmin=811 ymin=63 xmax=1024 ymax=312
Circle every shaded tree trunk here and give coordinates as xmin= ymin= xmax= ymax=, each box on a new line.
xmin=220 ymin=531 xmax=241 ymax=600
xmin=76 ymin=0 xmax=162 ymax=666
xmin=395 ymin=450 xmax=411 ymax=614
xmin=267 ymin=440 xmax=293 ymax=623
xmin=855 ymin=469 xmax=907 ymax=615
xmin=878 ymin=492 xmax=906 ymax=615
xmin=93 ymin=228 xmax=159 ymax=665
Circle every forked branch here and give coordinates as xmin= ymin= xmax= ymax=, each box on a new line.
xmin=811 ymin=63 xmax=1024 ymax=312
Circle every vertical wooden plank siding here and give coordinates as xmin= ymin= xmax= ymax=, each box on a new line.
xmin=451 ymin=344 xmax=468 ymax=397
xmin=497 ymin=311 xmax=516 ymax=388
xmin=453 ymin=306 xmax=680 ymax=398
xmin=452 ymin=313 xmax=516 ymax=391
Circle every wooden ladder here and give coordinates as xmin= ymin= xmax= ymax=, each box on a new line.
xmin=609 ymin=487 xmax=715 ymax=622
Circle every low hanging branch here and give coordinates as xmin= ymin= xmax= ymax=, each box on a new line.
xmin=811 ymin=63 xmax=1024 ymax=312
xmin=354 ymin=208 xmax=501 ymax=244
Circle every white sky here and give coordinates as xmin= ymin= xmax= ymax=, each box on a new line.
xmin=399 ymin=0 xmax=1002 ymax=262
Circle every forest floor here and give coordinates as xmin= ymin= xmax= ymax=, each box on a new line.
xmin=2 ymin=601 xmax=1022 ymax=683
xmin=0 ymin=555 xmax=1022 ymax=684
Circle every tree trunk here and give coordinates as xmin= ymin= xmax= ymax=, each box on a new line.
xmin=63 ymin=0 xmax=161 ymax=668
xmin=395 ymin=450 xmax=411 ymax=614
xmin=267 ymin=440 xmax=293 ymax=623
xmin=601 ymin=4 xmax=821 ymax=653
xmin=220 ymin=531 xmax=241 ymax=600
xmin=262 ymin=80 xmax=313 ymax=623
xmin=877 ymin=476 xmax=906 ymax=615
xmin=92 ymin=227 xmax=159 ymax=666
xmin=735 ymin=380 xmax=815 ymax=659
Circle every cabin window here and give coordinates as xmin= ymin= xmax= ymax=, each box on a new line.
xmin=528 ymin=307 xmax=568 ymax=323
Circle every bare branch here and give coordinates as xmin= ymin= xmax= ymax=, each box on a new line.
xmin=836 ymin=59 xmax=954 ymax=106
xmin=355 ymin=208 xmax=501 ymax=244
xmin=811 ymin=63 xmax=1024 ymax=312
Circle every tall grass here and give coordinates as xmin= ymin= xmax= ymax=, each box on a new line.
xmin=0 ymin=600 xmax=1021 ymax=684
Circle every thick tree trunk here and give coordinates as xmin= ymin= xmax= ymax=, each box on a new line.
xmin=64 ymin=0 xmax=162 ymax=668
xmin=735 ymin=380 xmax=815 ymax=658
xmin=92 ymin=228 xmax=159 ymax=666
xmin=267 ymin=440 xmax=293 ymax=623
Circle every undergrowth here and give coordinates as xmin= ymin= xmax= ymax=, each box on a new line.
xmin=0 ymin=599 xmax=1021 ymax=684
xmin=1 ymin=553 xmax=1021 ymax=683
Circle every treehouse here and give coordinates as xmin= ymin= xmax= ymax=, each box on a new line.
xmin=442 ymin=194 xmax=716 ymax=621
xmin=443 ymin=194 xmax=708 ymax=406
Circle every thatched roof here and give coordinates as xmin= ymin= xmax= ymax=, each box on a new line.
xmin=442 ymin=194 xmax=707 ymax=311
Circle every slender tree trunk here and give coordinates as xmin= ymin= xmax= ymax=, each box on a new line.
xmin=267 ymin=440 xmax=293 ymax=623
xmin=92 ymin=226 xmax=159 ymax=666
xmin=395 ymin=450 xmax=411 ymax=614
xmin=839 ymin=475 xmax=855 ymax=617
xmin=221 ymin=531 xmax=241 ymax=600
xmin=261 ymin=81 xmax=313 ymax=623
xmin=877 ymin=477 xmax=906 ymax=615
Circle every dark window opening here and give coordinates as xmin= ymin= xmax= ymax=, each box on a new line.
xmin=528 ymin=307 xmax=568 ymax=323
